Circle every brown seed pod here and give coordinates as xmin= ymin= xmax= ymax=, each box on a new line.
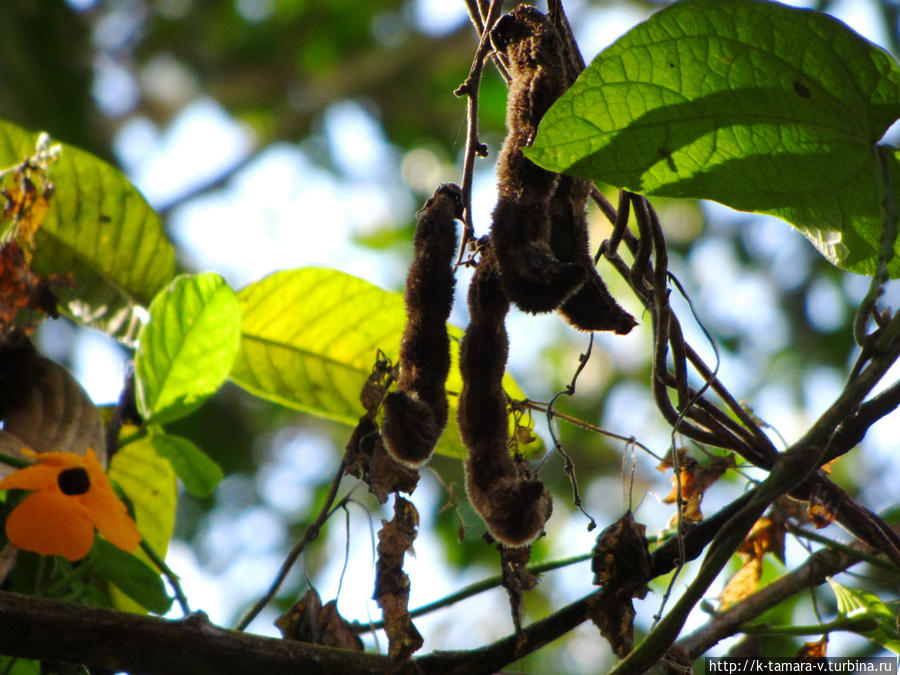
xmin=458 ymin=241 xmax=552 ymax=547
xmin=382 ymin=184 xmax=461 ymax=468
xmin=489 ymin=5 xmax=584 ymax=314
xmin=549 ymin=175 xmax=637 ymax=334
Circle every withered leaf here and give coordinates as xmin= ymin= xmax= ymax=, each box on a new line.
xmin=660 ymin=450 xmax=734 ymax=523
xmin=808 ymin=498 xmax=837 ymax=529
xmin=740 ymin=516 xmax=785 ymax=564
xmin=0 ymin=348 xmax=105 ymax=464
xmin=500 ymin=543 xmax=539 ymax=640
xmin=0 ymin=241 xmax=69 ymax=336
xmin=344 ymin=415 xmax=418 ymax=504
xmin=719 ymin=556 xmax=762 ymax=609
xmin=797 ymin=635 xmax=828 ymax=660
xmin=276 ymin=588 xmax=363 ymax=652
xmin=374 ymin=496 xmax=423 ymax=661
xmin=588 ymin=591 xmax=637 ymax=659
xmin=592 ymin=511 xmax=650 ymax=599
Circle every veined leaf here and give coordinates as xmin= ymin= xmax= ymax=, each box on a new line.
xmin=829 ymin=579 xmax=900 ymax=653
xmin=0 ymin=120 xmax=175 ymax=341
xmin=230 ymin=267 xmax=540 ymax=459
xmin=527 ymin=0 xmax=900 ymax=276
xmin=108 ymin=432 xmax=176 ymax=614
xmin=150 ymin=431 xmax=223 ymax=497
xmin=90 ymin=538 xmax=172 ymax=615
xmin=135 ymin=272 xmax=241 ymax=426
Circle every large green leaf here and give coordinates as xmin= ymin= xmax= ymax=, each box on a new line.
xmin=230 ymin=267 xmax=540 ymax=459
xmin=829 ymin=579 xmax=900 ymax=653
xmin=0 ymin=120 xmax=175 ymax=341
xmin=108 ymin=432 xmax=176 ymax=614
xmin=527 ymin=0 xmax=900 ymax=276
xmin=135 ymin=273 xmax=242 ymax=426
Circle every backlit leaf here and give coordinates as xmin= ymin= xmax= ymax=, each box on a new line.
xmin=829 ymin=579 xmax=900 ymax=653
xmin=230 ymin=267 xmax=540 ymax=459
xmin=527 ymin=0 xmax=900 ymax=276
xmin=108 ymin=432 xmax=176 ymax=614
xmin=135 ymin=273 xmax=241 ymax=426
xmin=0 ymin=120 xmax=175 ymax=341
xmin=150 ymin=431 xmax=223 ymax=498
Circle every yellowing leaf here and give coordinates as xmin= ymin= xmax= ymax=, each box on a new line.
xmin=108 ymin=432 xmax=176 ymax=614
xmin=230 ymin=268 xmax=540 ymax=459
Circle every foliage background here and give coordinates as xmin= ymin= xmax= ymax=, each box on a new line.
xmin=3 ymin=0 xmax=900 ymax=672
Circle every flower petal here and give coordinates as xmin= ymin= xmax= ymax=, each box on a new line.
xmin=6 ymin=491 xmax=95 ymax=561
xmin=80 ymin=450 xmax=141 ymax=553
xmin=0 ymin=462 xmax=60 ymax=492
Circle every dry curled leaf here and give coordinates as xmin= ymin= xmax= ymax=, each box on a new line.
xmin=739 ymin=516 xmax=786 ymax=564
xmin=344 ymin=415 xmax=418 ymax=504
xmin=374 ymin=496 xmax=423 ymax=661
xmin=276 ymin=588 xmax=363 ymax=652
xmin=0 ymin=346 xmax=105 ymax=464
xmin=808 ymin=496 xmax=837 ymax=529
xmin=588 ymin=591 xmax=637 ymax=659
xmin=500 ymin=543 xmax=539 ymax=641
xmin=660 ymin=449 xmax=735 ymax=523
xmin=719 ymin=556 xmax=762 ymax=609
xmin=0 ymin=241 xmax=69 ymax=337
xmin=797 ymin=635 xmax=828 ymax=660
xmin=592 ymin=511 xmax=650 ymax=598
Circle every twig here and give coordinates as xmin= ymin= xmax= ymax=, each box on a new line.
xmin=543 ymin=335 xmax=596 ymax=530
xmin=353 ymin=552 xmax=591 ymax=633
xmin=234 ymin=456 xmax=349 ymax=631
xmin=454 ymin=0 xmax=504 ymax=265
xmin=141 ymin=540 xmax=190 ymax=616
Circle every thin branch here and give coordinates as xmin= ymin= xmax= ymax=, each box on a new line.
xmin=676 ymin=537 xmax=875 ymax=659
xmin=454 ymin=0 xmax=504 ymax=265
xmin=353 ymin=553 xmax=591 ymax=633
xmin=235 ymin=456 xmax=349 ymax=631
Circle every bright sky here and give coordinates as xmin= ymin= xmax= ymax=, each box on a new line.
xmin=54 ymin=0 xmax=900 ymax=666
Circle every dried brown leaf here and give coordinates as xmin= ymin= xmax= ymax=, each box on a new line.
xmin=660 ymin=451 xmax=734 ymax=523
xmin=719 ymin=556 xmax=762 ymax=609
xmin=797 ymin=635 xmax=828 ymax=660
xmin=808 ymin=499 xmax=836 ymax=529
xmin=344 ymin=415 xmax=419 ymax=504
xmin=588 ymin=591 xmax=637 ymax=659
xmin=276 ymin=588 xmax=363 ymax=652
xmin=0 ymin=348 xmax=104 ymax=464
xmin=500 ymin=543 xmax=538 ymax=641
xmin=739 ymin=516 xmax=785 ymax=563
xmin=592 ymin=512 xmax=650 ymax=598
xmin=374 ymin=496 xmax=423 ymax=661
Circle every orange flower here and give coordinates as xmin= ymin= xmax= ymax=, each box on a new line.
xmin=0 ymin=449 xmax=141 ymax=562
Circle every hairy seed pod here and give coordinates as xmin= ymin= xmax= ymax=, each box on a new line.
xmin=458 ymin=241 xmax=552 ymax=547
xmin=382 ymin=184 xmax=461 ymax=467
xmin=489 ymin=5 xmax=584 ymax=314
xmin=549 ymin=175 xmax=637 ymax=334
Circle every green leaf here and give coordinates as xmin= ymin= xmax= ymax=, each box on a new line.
xmin=829 ymin=579 xmax=900 ymax=653
xmin=0 ymin=656 xmax=39 ymax=675
xmin=90 ymin=537 xmax=172 ymax=615
xmin=230 ymin=267 xmax=540 ymax=459
xmin=0 ymin=119 xmax=176 ymax=341
xmin=150 ymin=431 xmax=223 ymax=497
xmin=135 ymin=272 xmax=242 ymax=426
xmin=108 ymin=431 xmax=176 ymax=614
xmin=527 ymin=0 xmax=900 ymax=276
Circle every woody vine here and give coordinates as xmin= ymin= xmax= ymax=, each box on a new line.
xmin=0 ymin=0 xmax=899 ymax=673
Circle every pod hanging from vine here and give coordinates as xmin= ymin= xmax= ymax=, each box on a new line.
xmin=458 ymin=240 xmax=552 ymax=546
xmin=382 ymin=184 xmax=461 ymax=468
xmin=489 ymin=5 xmax=584 ymax=314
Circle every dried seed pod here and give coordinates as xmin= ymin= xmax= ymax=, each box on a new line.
xmin=549 ymin=175 xmax=637 ymax=334
xmin=458 ymin=242 xmax=552 ymax=547
xmin=382 ymin=184 xmax=461 ymax=467
xmin=490 ymin=5 xmax=584 ymax=314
